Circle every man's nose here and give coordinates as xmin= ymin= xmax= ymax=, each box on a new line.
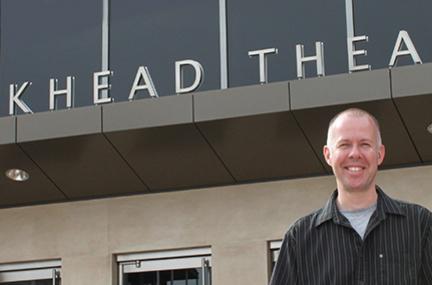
xmin=348 ymin=144 xmax=362 ymax=159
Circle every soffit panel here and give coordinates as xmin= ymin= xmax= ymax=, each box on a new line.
xmin=196 ymin=112 xmax=327 ymax=181
xmin=0 ymin=144 xmax=66 ymax=207
xmin=0 ymin=117 xmax=64 ymax=207
xmin=17 ymin=107 xmax=147 ymax=199
xmin=103 ymin=94 xmax=233 ymax=191
xmin=18 ymin=134 xmax=148 ymax=199
xmin=392 ymin=94 xmax=432 ymax=162
xmin=194 ymin=84 xmax=325 ymax=181
xmin=104 ymin=124 xmax=235 ymax=191
xmin=391 ymin=64 xmax=432 ymax=162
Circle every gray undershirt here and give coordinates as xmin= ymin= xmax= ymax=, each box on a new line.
xmin=340 ymin=203 xmax=377 ymax=239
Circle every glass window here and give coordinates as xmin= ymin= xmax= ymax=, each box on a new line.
xmin=0 ymin=0 xmax=103 ymax=117
xmin=109 ymin=0 xmax=220 ymax=101
xmin=0 ymin=260 xmax=61 ymax=285
xmin=353 ymin=0 xmax=432 ymax=68
xmin=117 ymin=248 xmax=211 ymax=285
xmin=227 ymin=0 xmax=347 ymax=87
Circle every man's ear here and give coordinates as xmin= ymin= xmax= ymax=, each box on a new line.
xmin=323 ymin=145 xmax=332 ymax=166
xmin=377 ymin=144 xmax=385 ymax=166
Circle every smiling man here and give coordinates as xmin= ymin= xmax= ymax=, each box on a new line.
xmin=270 ymin=108 xmax=432 ymax=285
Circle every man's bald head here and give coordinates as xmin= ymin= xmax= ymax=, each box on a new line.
xmin=326 ymin=108 xmax=382 ymax=148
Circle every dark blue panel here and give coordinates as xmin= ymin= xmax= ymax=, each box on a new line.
xmin=110 ymin=0 xmax=220 ymax=100
xmin=0 ymin=0 xmax=102 ymax=117
xmin=354 ymin=0 xmax=432 ymax=68
xmin=227 ymin=0 xmax=348 ymax=87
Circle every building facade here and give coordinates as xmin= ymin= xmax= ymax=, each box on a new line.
xmin=0 ymin=1 xmax=431 ymax=284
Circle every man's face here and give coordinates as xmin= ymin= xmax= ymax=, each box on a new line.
xmin=323 ymin=114 xmax=385 ymax=193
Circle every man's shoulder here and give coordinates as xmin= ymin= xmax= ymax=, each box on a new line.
xmin=389 ymin=196 xmax=430 ymax=213
xmin=379 ymin=187 xmax=431 ymax=217
xmin=380 ymin=191 xmax=432 ymax=234
xmin=285 ymin=208 xmax=325 ymax=236
xmin=391 ymin=198 xmax=432 ymax=222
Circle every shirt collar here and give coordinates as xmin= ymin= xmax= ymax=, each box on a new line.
xmin=314 ymin=186 xmax=406 ymax=228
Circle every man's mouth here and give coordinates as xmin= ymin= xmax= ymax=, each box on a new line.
xmin=345 ymin=166 xmax=364 ymax=172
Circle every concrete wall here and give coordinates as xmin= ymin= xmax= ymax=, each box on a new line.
xmin=0 ymin=165 xmax=431 ymax=285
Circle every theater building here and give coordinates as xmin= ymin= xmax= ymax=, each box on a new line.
xmin=0 ymin=0 xmax=431 ymax=284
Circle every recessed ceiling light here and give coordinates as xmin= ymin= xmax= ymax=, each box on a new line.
xmin=428 ymin=123 xmax=432 ymax=134
xmin=5 ymin=169 xmax=30 ymax=182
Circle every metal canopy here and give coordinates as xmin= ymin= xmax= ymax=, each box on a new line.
xmin=17 ymin=106 xmax=147 ymax=200
xmin=103 ymin=95 xmax=234 ymax=191
xmin=391 ymin=64 xmax=432 ymax=162
xmin=0 ymin=64 xmax=431 ymax=208
xmin=194 ymin=83 xmax=326 ymax=181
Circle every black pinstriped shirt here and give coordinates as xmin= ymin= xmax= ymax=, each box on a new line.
xmin=270 ymin=187 xmax=432 ymax=285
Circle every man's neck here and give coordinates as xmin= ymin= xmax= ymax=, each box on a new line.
xmin=336 ymin=187 xmax=378 ymax=212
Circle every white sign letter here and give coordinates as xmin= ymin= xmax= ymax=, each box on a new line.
xmin=248 ymin=48 xmax=278 ymax=84
xmin=296 ymin=42 xmax=325 ymax=79
xmin=389 ymin=30 xmax=422 ymax=68
xmin=175 ymin=60 xmax=204 ymax=94
xmin=347 ymin=35 xmax=371 ymax=72
xmin=49 ymin=76 xmax=74 ymax=110
xmin=128 ymin=66 xmax=158 ymax=100
xmin=93 ymin=70 xmax=113 ymax=104
xmin=9 ymin=82 xmax=33 ymax=115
